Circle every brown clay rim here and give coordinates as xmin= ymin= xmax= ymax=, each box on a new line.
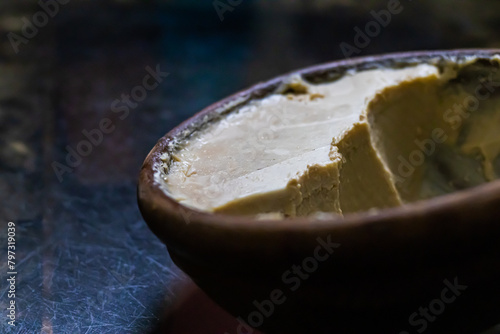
xmin=139 ymin=49 xmax=500 ymax=233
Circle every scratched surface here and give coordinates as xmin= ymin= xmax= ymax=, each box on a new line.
xmin=0 ymin=1 xmax=500 ymax=333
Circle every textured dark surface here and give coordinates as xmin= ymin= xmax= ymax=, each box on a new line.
xmin=0 ymin=1 xmax=500 ymax=333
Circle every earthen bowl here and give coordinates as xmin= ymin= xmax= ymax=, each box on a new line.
xmin=138 ymin=49 xmax=500 ymax=334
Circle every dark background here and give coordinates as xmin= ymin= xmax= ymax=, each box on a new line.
xmin=0 ymin=0 xmax=500 ymax=333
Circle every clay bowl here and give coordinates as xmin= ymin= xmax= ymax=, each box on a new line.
xmin=138 ymin=49 xmax=500 ymax=334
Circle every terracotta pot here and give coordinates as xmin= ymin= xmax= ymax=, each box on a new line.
xmin=138 ymin=49 xmax=500 ymax=334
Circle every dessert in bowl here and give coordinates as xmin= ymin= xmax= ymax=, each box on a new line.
xmin=138 ymin=50 xmax=500 ymax=333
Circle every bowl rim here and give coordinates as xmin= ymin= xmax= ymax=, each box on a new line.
xmin=138 ymin=48 xmax=500 ymax=234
